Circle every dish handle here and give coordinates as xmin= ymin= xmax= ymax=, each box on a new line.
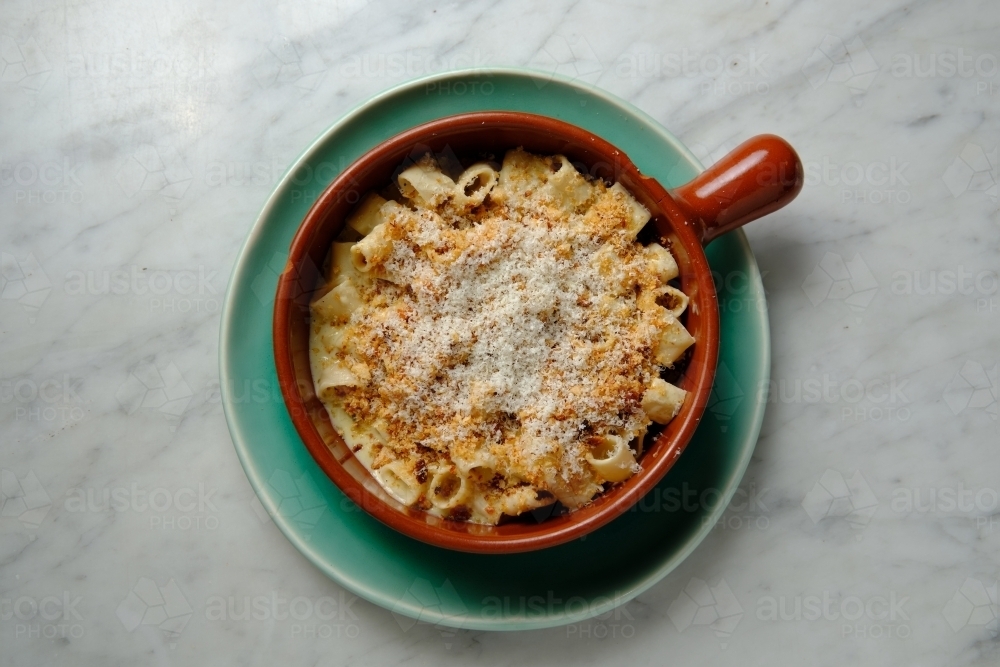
xmin=670 ymin=134 xmax=803 ymax=245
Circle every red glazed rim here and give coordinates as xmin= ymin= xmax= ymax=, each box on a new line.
xmin=274 ymin=112 xmax=719 ymax=553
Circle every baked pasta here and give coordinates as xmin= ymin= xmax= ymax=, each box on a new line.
xmin=309 ymin=148 xmax=694 ymax=524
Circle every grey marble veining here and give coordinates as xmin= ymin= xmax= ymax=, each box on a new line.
xmin=1 ymin=0 xmax=998 ymax=665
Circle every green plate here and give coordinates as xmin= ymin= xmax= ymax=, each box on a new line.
xmin=220 ymin=69 xmax=768 ymax=631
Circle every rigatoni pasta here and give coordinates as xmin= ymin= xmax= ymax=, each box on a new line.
xmin=308 ymin=148 xmax=694 ymax=524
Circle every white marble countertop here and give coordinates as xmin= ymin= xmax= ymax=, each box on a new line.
xmin=2 ymin=0 xmax=999 ymax=665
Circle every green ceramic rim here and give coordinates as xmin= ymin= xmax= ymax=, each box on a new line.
xmin=219 ymin=67 xmax=769 ymax=631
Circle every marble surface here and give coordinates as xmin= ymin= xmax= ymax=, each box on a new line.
xmin=1 ymin=0 xmax=998 ymax=664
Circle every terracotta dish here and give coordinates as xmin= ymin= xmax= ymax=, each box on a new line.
xmin=273 ymin=111 xmax=802 ymax=553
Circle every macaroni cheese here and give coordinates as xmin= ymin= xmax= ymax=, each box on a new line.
xmin=309 ymin=149 xmax=694 ymax=524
